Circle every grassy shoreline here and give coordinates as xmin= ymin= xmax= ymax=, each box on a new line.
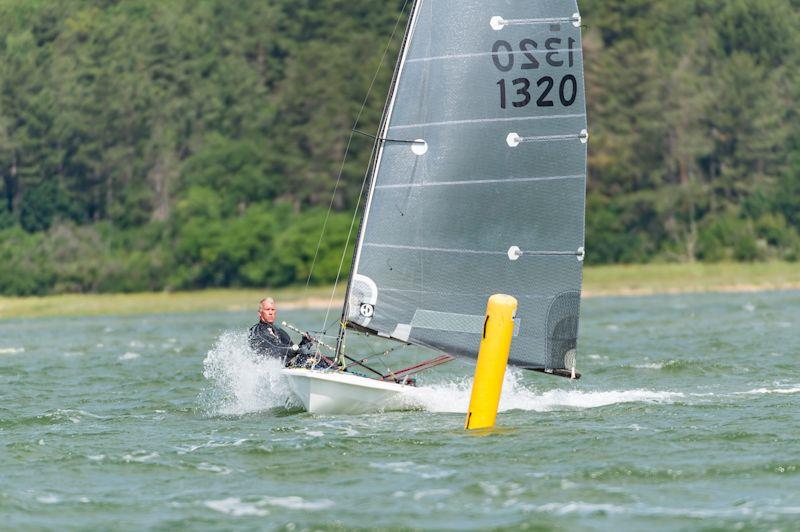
xmin=1 ymin=262 xmax=798 ymax=319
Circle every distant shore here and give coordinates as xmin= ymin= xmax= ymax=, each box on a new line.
xmin=1 ymin=262 xmax=798 ymax=319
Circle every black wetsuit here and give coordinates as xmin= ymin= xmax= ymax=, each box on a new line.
xmin=248 ymin=321 xmax=294 ymax=361
xmin=248 ymin=320 xmax=320 ymax=367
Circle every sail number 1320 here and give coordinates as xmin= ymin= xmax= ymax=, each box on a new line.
xmin=492 ymin=38 xmax=578 ymax=109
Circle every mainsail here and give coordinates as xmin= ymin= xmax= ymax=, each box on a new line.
xmin=343 ymin=0 xmax=588 ymax=374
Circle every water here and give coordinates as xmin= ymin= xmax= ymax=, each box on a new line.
xmin=1 ymin=291 xmax=798 ymax=530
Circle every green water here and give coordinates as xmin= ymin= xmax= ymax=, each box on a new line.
xmin=1 ymin=291 xmax=798 ymax=530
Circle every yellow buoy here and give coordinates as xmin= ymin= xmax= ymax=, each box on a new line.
xmin=465 ymin=294 xmax=518 ymax=430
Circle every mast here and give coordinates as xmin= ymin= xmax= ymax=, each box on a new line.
xmin=335 ymin=0 xmax=423 ymax=363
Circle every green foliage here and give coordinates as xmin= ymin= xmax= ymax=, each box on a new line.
xmin=267 ymin=209 xmax=354 ymax=287
xmin=696 ymin=210 xmax=762 ymax=262
xmin=0 ymin=0 xmax=799 ymax=293
xmin=18 ymin=179 xmax=69 ymax=232
xmin=171 ymin=199 xmax=282 ymax=289
xmin=0 ymin=226 xmax=52 ymax=295
xmin=584 ymin=0 xmax=799 ymax=264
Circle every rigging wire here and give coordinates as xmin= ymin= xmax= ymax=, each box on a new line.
xmin=352 ymin=128 xmax=425 ymax=145
xmin=318 ymin=0 xmax=412 ymax=341
xmin=303 ymin=0 xmax=412 ymax=308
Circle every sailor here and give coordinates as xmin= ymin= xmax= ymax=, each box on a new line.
xmin=248 ymin=298 xmax=314 ymax=364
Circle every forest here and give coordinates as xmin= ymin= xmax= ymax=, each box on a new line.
xmin=0 ymin=0 xmax=798 ymax=295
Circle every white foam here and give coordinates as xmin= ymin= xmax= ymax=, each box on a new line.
xmin=738 ymin=386 xmax=800 ymax=396
xmin=175 ymin=438 xmax=248 ymax=455
xmin=197 ymin=462 xmax=232 ymax=475
xmin=412 ymin=488 xmax=452 ymax=501
xmin=205 ymin=498 xmax=269 ymax=517
xmin=122 ymin=451 xmax=159 ymax=463
xmin=520 ymin=501 xmax=800 ymax=519
xmin=42 ymin=408 xmax=107 ymax=424
xmin=261 ymin=496 xmax=334 ymax=511
xmin=119 ymin=352 xmax=140 ymax=361
xmin=0 ymin=347 xmax=24 ymax=355
xmin=37 ymin=494 xmax=61 ymax=504
xmin=201 ymin=331 xmax=296 ymax=416
xmin=529 ymin=501 xmax=626 ymax=516
xmin=405 ymin=370 xmax=682 ymax=413
xmin=369 ymin=461 xmax=453 ymax=480
xmin=633 ymin=363 xmax=664 ymax=370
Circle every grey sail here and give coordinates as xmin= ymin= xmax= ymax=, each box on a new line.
xmin=345 ymin=0 xmax=588 ymax=373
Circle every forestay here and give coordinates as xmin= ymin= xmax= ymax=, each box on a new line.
xmin=344 ymin=0 xmax=588 ymax=373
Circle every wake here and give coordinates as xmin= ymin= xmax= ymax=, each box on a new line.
xmin=405 ymin=369 xmax=682 ymax=413
xmin=200 ymin=332 xmax=685 ymax=416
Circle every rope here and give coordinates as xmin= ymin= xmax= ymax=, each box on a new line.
xmin=352 ymin=128 xmax=425 ymax=145
xmin=303 ymin=0 xmax=412 ymax=303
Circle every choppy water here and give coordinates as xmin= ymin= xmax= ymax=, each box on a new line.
xmin=1 ymin=291 xmax=799 ymax=530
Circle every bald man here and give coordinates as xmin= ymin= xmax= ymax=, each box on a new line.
xmin=248 ymin=298 xmax=314 ymax=364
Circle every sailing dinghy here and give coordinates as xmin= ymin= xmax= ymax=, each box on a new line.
xmin=284 ymin=0 xmax=588 ymax=414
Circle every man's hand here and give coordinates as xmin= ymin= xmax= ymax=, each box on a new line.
xmin=299 ymin=333 xmax=314 ymax=347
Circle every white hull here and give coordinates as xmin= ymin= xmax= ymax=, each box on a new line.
xmin=282 ymin=368 xmax=411 ymax=415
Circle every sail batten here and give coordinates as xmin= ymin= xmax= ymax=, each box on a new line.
xmin=390 ymin=113 xmax=586 ymax=130
xmin=344 ymin=0 xmax=587 ymax=373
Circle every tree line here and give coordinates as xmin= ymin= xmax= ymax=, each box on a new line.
xmin=0 ymin=0 xmax=798 ymax=295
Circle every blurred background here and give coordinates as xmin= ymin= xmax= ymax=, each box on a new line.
xmin=0 ymin=0 xmax=797 ymax=296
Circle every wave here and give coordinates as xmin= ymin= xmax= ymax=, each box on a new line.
xmin=616 ymin=358 xmax=741 ymax=375
xmin=736 ymin=386 xmax=800 ymax=396
xmin=204 ymin=498 xmax=269 ymax=517
xmin=203 ymin=495 xmax=334 ymax=517
xmin=200 ymin=331 xmax=298 ymax=416
xmin=518 ymin=500 xmax=800 ymax=519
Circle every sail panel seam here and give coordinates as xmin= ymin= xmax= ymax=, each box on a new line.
xmin=375 ymin=174 xmax=584 ymax=190
xmin=391 ymin=113 xmax=585 ymax=130
xmin=363 ymin=243 xmax=578 ymax=256
xmin=406 ymin=48 xmax=583 ymax=64
xmin=379 ymin=287 xmax=554 ymax=299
